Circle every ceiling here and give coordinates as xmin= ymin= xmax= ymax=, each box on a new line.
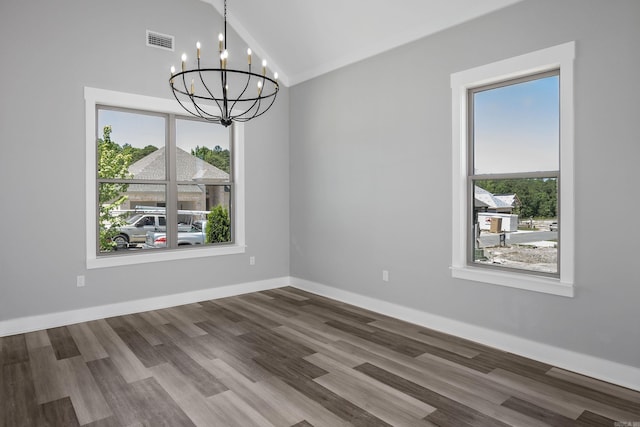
xmin=203 ymin=0 xmax=523 ymax=87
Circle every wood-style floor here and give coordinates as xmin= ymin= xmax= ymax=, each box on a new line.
xmin=2 ymin=287 xmax=639 ymax=426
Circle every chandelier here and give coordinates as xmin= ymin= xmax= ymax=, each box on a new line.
xmin=169 ymin=0 xmax=279 ymax=127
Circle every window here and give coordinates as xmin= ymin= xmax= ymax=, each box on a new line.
xmin=85 ymin=88 xmax=245 ymax=269
xmin=450 ymin=42 xmax=575 ymax=297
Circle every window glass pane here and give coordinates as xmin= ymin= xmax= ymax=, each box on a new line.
xmin=176 ymin=184 xmax=232 ymax=247
xmin=472 ymin=178 xmax=558 ymax=274
xmin=473 ymin=75 xmax=559 ymax=174
xmin=176 ymin=118 xmax=230 ymax=181
xmin=98 ymin=109 xmax=166 ymax=180
xmin=98 ymin=183 xmax=166 ymax=252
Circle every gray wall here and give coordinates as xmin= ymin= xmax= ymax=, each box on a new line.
xmin=290 ymin=0 xmax=640 ymax=368
xmin=0 ymin=0 xmax=290 ymax=320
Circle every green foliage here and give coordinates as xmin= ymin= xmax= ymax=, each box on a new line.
xmin=476 ymin=178 xmax=557 ymax=218
xmin=122 ymin=143 xmax=158 ymax=163
xmin=97 ymin=125 xmax=133 ymax=251
xmin=206 ymin=205 xmax=231 ymax=244
xmin=191 ymin=145 xmax=230 ymax=173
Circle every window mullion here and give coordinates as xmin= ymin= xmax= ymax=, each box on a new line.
xmin=166 ymin=114 xmax=178 ymax=249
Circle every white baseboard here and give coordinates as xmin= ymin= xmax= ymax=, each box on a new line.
xmin=290 ymin=277 xmax=640 ymax=392
xmin=0 ymin=277 xmax=289 ymax=337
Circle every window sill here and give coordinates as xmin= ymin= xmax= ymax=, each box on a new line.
xmin=450 ymin=265 xmax=574 ymax=297
xmin=87 ymin=245 xmax=246 ymax=269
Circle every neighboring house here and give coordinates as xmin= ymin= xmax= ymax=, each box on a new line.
xmin=121 ymin=147 xmax=230 ymax=211
xmin=474 ymin=186 xmax=519 ymax=214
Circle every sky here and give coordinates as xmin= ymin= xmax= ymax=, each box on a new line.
xmin=97 ymin=109 xmax=230 ymax=153
xmin=473 ymin=75 xmax=559 ymax=175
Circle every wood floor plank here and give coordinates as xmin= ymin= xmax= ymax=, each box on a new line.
xmin=106 ymin=319 xmax=167 ymax=369
xmin=574 ymin=410 xmax=617 ymax=426
xmin=501 ymin=396 xmax=578 ymax=426
xmin=87 ymin=357 xmax=194 ymax=426
xmin=199 ymin=357 xmax=300 ymax=426
xmin=46 ymin=326 xmax=81 ymax=360
xmin=27 ymin=345 xmax=67 ymax=405
xmin=309 ymin=353 xmax=436 ymax=426
xmin=369 ymin=319 xmax=481 ymax=358
xmin=2 ymin=360 xmax=48 ymax=427
xmin=206 ymin=390 xmax=276 ymax=427
xmin=332 ymin=333 xmax=511 ymax=406
xmin=354 ymin=362 xmax=515 ymax=427
xmin=2 ymin=334 xmax=29 ymax=365
xmin=339 ymin=346 xmax=547 ymax=426
xmin=66 ymin=322 xmax=109 ymax=362
xmin=546 ymin=367 xmax=640 ymax=404
xmin=87 ymin=319 xmax=151 ymax=383
xmin=256 ymin=377 xmax=349 ymax=427
xmin=264 ymin=287 xmax=311 ymax=302
xmin=488 ymin=367 xmax=640 ymax=422
xmin=154 ymin=342 xmax=227 ymax=397
xmin=41 ymin=396 xmax=80 ymax=427
xmin=58 ymin=355 xmax=113 ymax=425
xmin=24 ymin=330 xmax=51 ymax=351
xmin=274 ymin=325 xmax=366 ymax=368
xmin=149 ymin=362 xmax=222 ymax=427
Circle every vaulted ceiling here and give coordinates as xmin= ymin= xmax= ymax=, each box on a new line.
xmin=203 ymin=0 xmax=523 ymax=86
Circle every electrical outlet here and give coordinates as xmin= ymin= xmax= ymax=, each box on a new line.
xmin=382 ymin=270 xmax=389 ymax=282
xmin=249 ymin=256 xmax=256 ymax=265
xmin=77 ymin=275 xmax=85 ymax=287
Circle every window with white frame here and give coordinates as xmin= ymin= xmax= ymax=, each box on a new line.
xmin=85 ymin=88 xmax=245 ymax=269
xmin=450 ymin=42 xmax=575 ymax=297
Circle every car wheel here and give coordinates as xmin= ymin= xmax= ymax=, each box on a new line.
xmin=113 ymin=234 xmax=129 ymax=249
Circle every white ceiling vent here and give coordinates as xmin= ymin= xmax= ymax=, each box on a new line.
xmin=146 ymin=30 xmax=174 ymax=51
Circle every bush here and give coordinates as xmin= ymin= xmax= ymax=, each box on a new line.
xmin=206 ymin=205 xmax=231 ymax=243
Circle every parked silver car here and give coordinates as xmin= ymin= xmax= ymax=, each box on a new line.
xmin=144 ymin=221 xmax=207 ymax=248
xmin=114 ymin=214 xmax=192 ymax=248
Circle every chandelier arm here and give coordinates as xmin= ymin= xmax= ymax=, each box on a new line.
xmin=171 ymin=87 xmax=221 ymax=123
xmin=172 ymin=76 xmax=224 ymax=122
xmin=230 ymin=75 xmax=267 ymax=120
xmin=228 ymin=65 xmax=253 ymax=115
xmin=231 ymin=84 xmax=278 ymax=121
xmin=180 ymin=72 xmax=211 ymax=119
xmin=197 ymin=59 xmax=226 ymax=116
xmin=244 ymin=90 xmax=278 ymax=120
xmin=234 ymin=90 xmax=277 ymax=122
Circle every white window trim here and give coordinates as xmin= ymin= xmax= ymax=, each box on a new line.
xmin=84 ymin=87 xmax=246 ymax=269
xmin=450 ymin=42 xmax=575 ymax=297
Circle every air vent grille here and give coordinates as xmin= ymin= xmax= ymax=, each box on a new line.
xmin=147 ymin=30 xmax=174 ymax=51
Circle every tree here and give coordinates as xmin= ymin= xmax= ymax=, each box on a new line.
xmin=191 ymin=145 xmax=230 ymax=173
xmin=206 ymin=204 xmax=231 ymax=243
xmin=98 ymin=126 xmax=132 ymax=251
xmin=122 ymin=143 xmax=158 ymax=163
xmin=475 ymin=178 xmax=558 ymax=219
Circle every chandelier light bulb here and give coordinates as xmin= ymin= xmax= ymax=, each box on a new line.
xmin=196 ymin=41 xmax=201 ymax=59
xmin=181 ymin=53 xmax=187 ymax=71
xmin=247 ymin=48 xmax=252 ymax=65
xmin=262 ymin=59 xmax=267 ymax=75
xmin=218 ymin=33 xmax=224 ymax=52
xmin=274 ymin=72 xmax=278 ymax=81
